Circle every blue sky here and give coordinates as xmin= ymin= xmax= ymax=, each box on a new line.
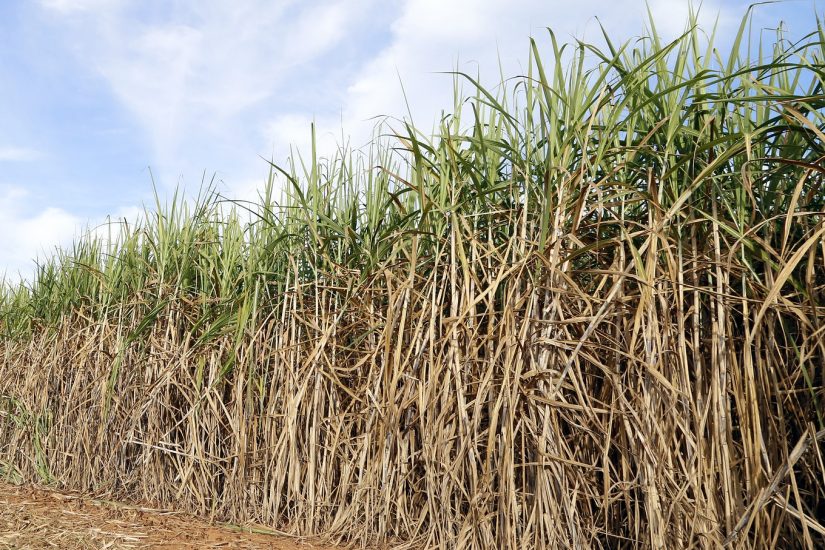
xmin=0 ymin=0 xmax=821 ymax=279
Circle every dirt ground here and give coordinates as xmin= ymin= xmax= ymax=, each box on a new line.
xmin=0 ymin=482 xmax=340 ymax=549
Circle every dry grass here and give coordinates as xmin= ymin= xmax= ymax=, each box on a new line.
xmin=1 ymin=6 xmax=825 ymax=549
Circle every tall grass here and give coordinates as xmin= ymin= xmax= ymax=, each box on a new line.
xmin=2 ymin=6 xmax=825 ymax=548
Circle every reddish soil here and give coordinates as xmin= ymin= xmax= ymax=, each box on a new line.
xmin=0 ymin=482 xmax=340 ymax=549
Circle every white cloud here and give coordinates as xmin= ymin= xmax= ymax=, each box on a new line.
xmin=0 ymin=186 xmax=83 ymax=280
xmin=40 ymin=0 xmax=124 ymax=15
xmin=0 ymin=147 xmax=43 ymax=162
xmin=38 ymin=0 xmax=375 ymax=193
xmin=0 ymin=185 xmax=146 ymax=282
xmin=280 ymin=2 xmax=353 ymax=66
xmin=35 ymin=0 xmax=742 ymax=202
xmin=266 ymin=0 xmax=738 ymax=165
xmin=382 ymin=0 xmax=732 ymax=116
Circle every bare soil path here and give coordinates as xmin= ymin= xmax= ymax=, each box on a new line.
xmin=0 ymin=482 xmax=340 ymax=549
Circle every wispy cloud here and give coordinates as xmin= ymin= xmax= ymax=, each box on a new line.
xmin=264 ymin=0 xmax=738 ymax=162
xmin=0 ymin=147 xmax=43 ymax=162
xmin=38 ymin=0 xmax=379 ymax=192
xmin=39 ymin=0 xmax=125 ymax=15
xmin=36 ymin=0 xmax=740 ymax=189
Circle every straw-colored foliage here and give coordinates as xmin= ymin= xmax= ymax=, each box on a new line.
xmin=2 ymin=7 xmax=824 ymax=549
